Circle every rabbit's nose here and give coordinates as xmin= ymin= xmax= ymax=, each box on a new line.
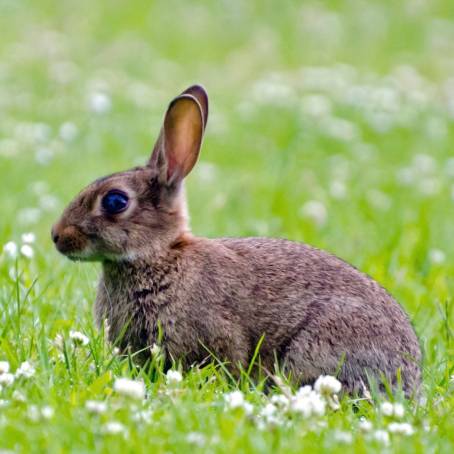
xmin=51 ymin=225 xmax=60 ymax=244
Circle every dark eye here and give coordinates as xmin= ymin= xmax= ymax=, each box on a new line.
xmin=101 ymin=191 xmax=129 ymax=214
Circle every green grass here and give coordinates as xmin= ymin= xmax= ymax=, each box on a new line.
xmin=1 ymin=0 xmax=454 ymax=452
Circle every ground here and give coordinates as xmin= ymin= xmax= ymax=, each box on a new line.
xmin=0 ymin=0 xmax=453 ymax=452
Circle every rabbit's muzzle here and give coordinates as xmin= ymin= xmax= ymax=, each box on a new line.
xmin=51 ymin=222 xmax=88 ymax=258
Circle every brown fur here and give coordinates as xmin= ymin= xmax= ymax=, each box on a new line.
xmin=52 ymin=85 xmax=421 ymax=396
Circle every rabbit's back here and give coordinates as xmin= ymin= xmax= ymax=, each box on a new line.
xmin=185 ymin=237 xmax=421 ymax=393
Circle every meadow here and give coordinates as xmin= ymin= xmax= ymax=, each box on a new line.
xmin=0 ymin=0 xmax=454 ymax=452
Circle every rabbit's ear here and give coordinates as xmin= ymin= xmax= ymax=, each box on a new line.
xmin=149 ymin=85 xmax=208 ymax=186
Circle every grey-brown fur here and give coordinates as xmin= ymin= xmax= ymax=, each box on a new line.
xmin=52 ymin=85 xmax=421 ymax=396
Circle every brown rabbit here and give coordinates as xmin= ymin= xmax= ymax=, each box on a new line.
xmin=52 ymin=85 xmax=421 ymax=395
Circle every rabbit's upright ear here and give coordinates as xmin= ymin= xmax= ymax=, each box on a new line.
xmin=149 ymin=85 xmax=208 ymax=186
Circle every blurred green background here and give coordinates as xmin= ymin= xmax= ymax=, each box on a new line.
xmin=0 ymin=0 xmax=453 ymax=451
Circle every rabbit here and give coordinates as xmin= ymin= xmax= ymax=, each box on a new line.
xmin=52 ymin=85 xmax=421 ymax=396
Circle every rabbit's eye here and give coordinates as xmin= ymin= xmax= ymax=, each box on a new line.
xmin=102 ymin=191 xmax=129 ymax=214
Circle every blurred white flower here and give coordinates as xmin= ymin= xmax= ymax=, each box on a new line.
xmin=380 ymin=401 xmax=394 ymax=416
xmin=380 ymin=401 xmax=406 ymax=419
xmin=358 ymin=417 xmax=373 ymax=432
xmin=388 ymin=422 xmax=414 ymax=436
xmin=85 ymin=400 xmax=107 ymax=414
xmin=186 ymin=432 xmax=206 ymax=446
xmin=413 ymin=153 xmax=436 ymax=174
xmin=3 ymin=242 xmax=18 ymax=258
xmin=0 ymin=373 xmax=15 ymax=386
xmin=70 ymin=331 xmax=89 ymax=346
xmin=0 ymin=361 xmax=10 ymax=374
xmin=333 ymin=430 xmax=353 ymax=444
xmin=224 ymin=390 xmax=253 ymax=414
xmin=329 ymin=180 xmax=347 ymax=199
xmin=419 ymin=178 xmax=441 ymax=196
xmin=15 ymin=361 xmax=35 ymax=378
xmin=429 ymin=248 xmax=445 ymax=264
xmin=300 ymin=94 xmax=332 ymax=117
xmin=20 ymin=244 xmax=34 ymax=259
xmin=324 ymin=117 xmax=359 ymax=141
xmin=41 ymin=406 xmax=54 ymax=419
xmin=291 ymin=386 xmax=326 ymax=417
xmin=132 ymin=408 xmax=153 ymax=423
xmin=314 ymin=375 xmax=342 ymax=395
xmin=59 ymin=122 xmax=78 ymax=142
xmin=18 ymin=207 xmax=42 ymax=225
xmin=367 ymin=189 xmax=391 ymax=211
xmin=39 ymin=194 xmax=59 ymax=212
xmin=28 ymin=405 xmax=40 ymax=421
xmin=12 ymin=390 xmax=26 ymax=402
xmin=53 ymin=334 xmax=64 ymax=350
xmin=166 ymin=369 xmax=183 ymax=385
xmin=114 ymin=378 xmax=146 ymax=400
xmin=102 ymin=421 xmax=126 ymax=435
xmin=270 ymin=394 xmax=289 ymax=408
xmin=21 ymin=233 xmax=36 ymax=244
xmin=392 ymin=402 xmax=405 ymax=419
xmin=259 ymin=403 xmax=282 ymax=425
xmin=300 ymin=200 xmax=328 ymax=226
xmin=35 ymin=147 xmax=53 ymax=165
xmin=89 ymin=92 xmax=112 ymax=114
xmin=150 ymin=343 xmax=161 ymax=356
xmin=372 ymin=429 xmax=390 ymax=445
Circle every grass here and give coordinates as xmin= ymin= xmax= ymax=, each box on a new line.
xmin=1 ymin=0 xmax=454 ymax=452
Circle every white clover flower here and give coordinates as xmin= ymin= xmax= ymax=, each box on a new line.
xmin=3 ymin=242 xmax=18 ymax=258
xmin=392 ymin=402 xmax=405 ymax=419
xmin=85 ymin=400 xmax=107 ymax=414
xmin=314 ymin=375 xmax=342 ymax=395
xmin=380 ymin=401 xmax=394 ymax=416
xmin=41 ymin=406 xmax=54 ymax=419
xmin=186 ymin=432 xmax=206 ymax=446
xmin=429 ymin=249 xmax=445 ymax=265
xmin=380 ymin=401 xmax=406 ymax=419
xmin=53 ymin=334 xmax=64 ymax=350
xmin=132 ymin=408 xmax=153 ymax=423
xmin=329 ymin=180 xmax=347 ymax=199
xmin=12 ymin=390 xmax=26 ymax=402
xmin=69 ymin=331 xmax=89 ymax=346
xmin=224 ymin=390 xmax=245 ymax=409
xmin=166 ymin=369 xmax=182 ymax=385
xmin=388 ymin=422 xmax=414 ymax=436
xmin=0 ymin=361 xmax=10 ymax=374
xmin=291 ymin=388 xmax=326 ymax=417
xmin=15 ymin=361 xmax=35 ymax=378
xmin=372 ymin=429 xmax=390 ymax=445
xmin=28 ymin=405 xmax=40 ymax=422
xmin=102 ymin=421 xmax=126 ymax=435
xmin=20 ymin=244 xmax=34 ymax=258
xmin=18 ymin=207 xmax=41 ymax=225
xmin=300 ymin=200 xmax=328 ymax=226
xmin=150 ymin=343 xmax=161 ymax=356
xmin=59 ymin=122 xmax=78 ymax=142
xmin=113 ymin=378 xmax=146 ymax=400
xmin=35 ymin=147 xmax=54 ymax=165
xmin=223 ymin=390 xmax=254 ymax=415
xmin=333 ymin=430 xmax=353 ymax=444
xmin=89 ymin=92 xmax=112 ymax=114
xmin=0 ymin=373 xmax=15 ymax=386
xmin=270 ymin=394 xmax=289 ymax=408
xmin=259 ymin=403 xmax=281 ymax=425
xmin=21 ymin=233 xmax=36 ymax=244
xmin=358 ymin=418 xmax=373 ymax=432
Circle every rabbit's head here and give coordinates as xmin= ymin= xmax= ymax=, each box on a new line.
xmin=51 ymin=85 xmax=208 ymax=261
